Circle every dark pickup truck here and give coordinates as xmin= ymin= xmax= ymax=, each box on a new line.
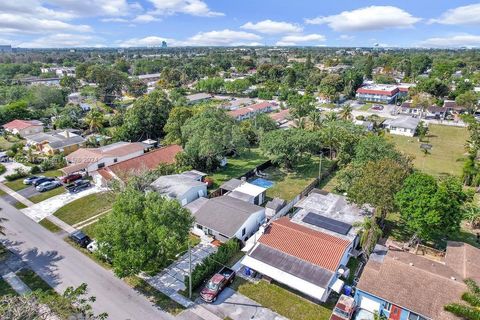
xmin=65 ymin=179 xmax=91 ymax=193
xmin=200 ymin=267 xmax=235 ymax=303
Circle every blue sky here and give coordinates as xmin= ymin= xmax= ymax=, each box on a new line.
xmin=2 ymin=0 xmax=480 ymax=48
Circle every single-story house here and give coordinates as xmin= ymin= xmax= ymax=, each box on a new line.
xmin=242 ymin=217 xmax=351 ymax=302
xmin=150 ymin=173 xmax=207 ymax=206
xmin=3 ymin=119 xmax=44 ymax=137
xmin=25 ymin=129 xmax=86 ymax=156
xmin=354 ymin=241 xmax=480 ymax=320
xmin=383 ymin=116 xmax=421 ymax=137
xmin=95 ymin=144 xmax=182 ymax=185
xmin=186 ymin=195 xmax=266 ymax=243
xmin=181 ymin=169 xmax=207 ymax=182
xmin=62 ymin=141 xmax=148 ymax=175
xmin=186 ymin=93 xmax=212 ymax=105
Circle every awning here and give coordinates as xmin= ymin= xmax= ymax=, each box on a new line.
xmin=331 ymin=278 xmax=344 ymax=294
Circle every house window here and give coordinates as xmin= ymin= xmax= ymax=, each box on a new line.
xmin=408 ymin=312 xmax=427 ymax=320
xmin=97 ymin=162 xmax=105 ymax=169
xmin=384 ymin=302 xmax=392 ymax=312
xmin=242 ymin=228 xmax=246 ymax=236
xmin=113 ymin=158 xmax=118 ymax=163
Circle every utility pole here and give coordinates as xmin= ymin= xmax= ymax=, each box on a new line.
xmin=188 ymin=240 xmax=192 ymax=300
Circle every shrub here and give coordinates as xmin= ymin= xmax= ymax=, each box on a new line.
xmin=30 ymin=165 xmax=41 ymax=174
xmin=5 ymin=168 xmax=29 ymax=181
xmin=185 ymin=239 xmax=240 ymax=290
xmin=0 ymin=164 xmax=5 ymax=175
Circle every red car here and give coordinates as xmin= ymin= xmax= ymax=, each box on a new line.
xmin=200 ymin=267 xmax=235 ymax=303
xmin=62 ymin=173 xmax=82 ymax=184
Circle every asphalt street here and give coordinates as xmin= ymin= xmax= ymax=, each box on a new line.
xmin=0 ymin=198 xmax=174 ymax=320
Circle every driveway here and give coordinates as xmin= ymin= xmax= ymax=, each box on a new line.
xmin=21 ymin=185 xmax=104 ymax=222
xmin=198 ymin=288 xmax=286 ymax=320
xmin=0 ymin=161 xmax=30 ymax=182
xmin=0 ymin=198 xmax=174 ymax=320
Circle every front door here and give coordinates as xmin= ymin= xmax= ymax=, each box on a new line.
xmin=389 ymin=305 xmax=401 ymax=320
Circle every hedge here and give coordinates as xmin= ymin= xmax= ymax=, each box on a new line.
xmin=185 ymin=239 xmax=240 ymax=290
xmin=0 ymin=164 xmax=5 ymax=175
xmin=5 ymin=168 xmax=28 ymax=181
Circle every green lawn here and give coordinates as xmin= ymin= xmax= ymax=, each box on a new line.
xmin=39 ymin=218 xmax=62 ymax=233
xmin=387 ymin=124 xmax=469 ymax=177
xmin=17 ymin=269 xmax=55 ymax=294
xmin=236 ymin=279 xmax=333 ymax=320
xmin=0 ymin=135 xmax=22 ymax=151
xmin=264 ymin=157 xmax=334 ymax=201
xmin=0 ymin=278 xmax=16 ymax=296
xmin=13 ymin=201 xmax=27 ymax=209
xmin=4 ymin=169 xmax=63 ymax=192
xmin=54 ymin=192 xmax=115 ymax=225
xmin=124 ymin=276 xmax=185 ymax=315
xmin=358 ymin=103 xmax=373 ymax=111
xmin=29 ymin=186 xmax=65 ymax=204
xmin=209 ymin=148 xmax=269 ymax=189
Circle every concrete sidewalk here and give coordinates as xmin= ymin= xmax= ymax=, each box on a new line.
xmin=2 ymin=272 xmax=31 ymax=295
xmin=0 ymin=183 xmax=34 ymax=207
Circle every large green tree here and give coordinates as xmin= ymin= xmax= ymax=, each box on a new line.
xmin=95 ymin=187 xmax=194 ymax=277
xmin=164 ymin=106 xmax=194 ymax=144
xmin=395 ymin=173 xmax=468 ymax=242
xmin=86 ymin=65 xmax=128 ymax=104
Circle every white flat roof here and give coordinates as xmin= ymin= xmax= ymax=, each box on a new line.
xmin=234 ymin=182 xmax=266 ymax=197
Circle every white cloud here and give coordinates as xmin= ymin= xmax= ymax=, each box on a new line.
xmin=101 ymin=18 xmax=130 ymax=23
xmin=305 ymin=6 xmax=421 ymax=31
xmin=276 ymin=33 xmax=325 ymax=46
xmin=339 ymin=34 xmax=354 ymax=40
xmin=19 ymin=33 xmax=105 ymax=48
xmin=45 ymin=0 xmax=132 ymax=17
xmin=430 ymin=3 xmax=480 ymax=25
xmin=118 ymin=36 xmax=177 ymax=47
xmin=241 ymin=19 xmax=302 ymax=34
xmin=419 ymin=34 xmax=480 ymax=48
xmin=147 ymin=0 xmax=224 ymax=17
xmin=184 ymin=29 xmax=261 ymax=46
xmin=132 ymin=14 xmax=161 ymax=23
xmin=0 ymin=14 xmax=92 ymax=34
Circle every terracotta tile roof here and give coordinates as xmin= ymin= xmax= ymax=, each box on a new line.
xmin=356 ymin=244 xmax=480 ymax=320
xmin=65 ymin=142 xmax=145 ymax=163
xmin=3 ymin=119 xmax=43 ymax=130
xmin=259 ymin=217 xmax=350 ymax=272
xmin=100 ymin=144 xmax=183 ymax=181
xmin=228 ymin=101 xmax=275 ymax=118
xmin=269 ymin=109 xmax=290 ymax=122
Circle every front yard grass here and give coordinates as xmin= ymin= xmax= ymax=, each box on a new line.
xmin=236 ymin=280 xmax=333 ymax=320
xmin=387 ymin=124 xmax=468 ymax=177
xmin=264 ymin=157 xmax=334 ymax=201
xmin=4 ymin=169 xmax=63 ymax=192
xmin=53 ymin=192 xmax=115 ymax=225
xmin=0 ymin=278 xmax=17 ymax=296
xmin=13 ymin=201 xmax=27 ymax=209
xmin=39 ymin=218 xmax=62 ymax=233
xmin=16 ymin=269 xmax=55 ymax=294
xmin=124 ymin=276 xmax=185 ymax=315
xmin=209 ymin=148 xmax=269 ymax=189
xmin=29 ymin=187 xmax=65 ymax=204
xmin=0 ymin=135 xmax=22 ymax=151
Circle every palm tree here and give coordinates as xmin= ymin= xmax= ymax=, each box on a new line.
xmin=84 ymin=108 xmax=104 ymax=133
xmin=324 ymin=111 xmax=338 ymax=123
xmin=339 ymin=104 xmax=353 ymax=120
xmin=463 ymin=203 xmax=480 ymax=228
xmin=320 ymin=122 xmax=340 ymax=159
xmin=293 ymin=117 xmax=307 ymax=130
xmin=354 ymin=217 xmax=383 ymax=255
xmin=308 ymin=111 xmax=323 ymax=131
xmin=444 ymin=279 xmax=480 ymax=320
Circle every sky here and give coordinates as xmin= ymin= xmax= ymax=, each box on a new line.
xmin=2 ymin=0 xmax=480 ymax=48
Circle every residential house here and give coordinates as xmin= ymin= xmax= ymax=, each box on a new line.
xmin=220 ymin=178 xmax=267 ymax=205
xmin=398 ymin=101 xmax=447 ymax=120
xmin=228 ymin=101 xmax=276 ymax=121
xmin=354 ymin=241 xmax=480 ymax=320
xmin=186 ymin=195 xmax=266 ymax=243
xmin=150 ymin=173 xmax=207 ymax=206
xmin=268 ymin=109 xmax=292 ymax=128
xmin=181 ymin=170 xmax=207 ymax=182
xmin=220 ymin=98 xmax=254 ymax=111
xmin=95 ymin=144 xmax=182 ymax=185
xmin=383 ymin=117 xmax=421 ymax=137
xmin=62 ymin=141 xmax=148 ymax=176
xmin=186 ymin=93 xmax=212 ymax=105
xmin=356 ymin=84 xmax=399 ymax=104
xmin=242 ymin=190 xmax=372 ymax=302
xmin=25 ymin=129 xmax=86 ymax=156
xmin=397 ymin=83 xmax=416 ymax=97
xmin=3 ymin=119 xmax=44 ymax=137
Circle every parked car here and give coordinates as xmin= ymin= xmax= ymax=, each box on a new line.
xmin=69 ymin=230 xmax=92 ymax=248
xmin=200 ymin=267 xmax=235 ymax=303
xmin=32 ymin=177 xmax=55 ymax=187
xmin=65 ymin=179 xmax=91 ymax=193
xmin=23 ymin=175 xmax=45 ymax=185
xmin=36 ymin=180 xmax=62 ymax=192
xmin=330 ymin=295 xmax=356 ymax=320
xmin=61 ymin=173 xmax=82 ymax=184
xmin=371 ymin=104 xmax=384 ymax=111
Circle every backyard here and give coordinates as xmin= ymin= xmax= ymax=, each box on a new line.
xmin=263 ymin=157 xmax=335 ymax=201
xmin=209 ymin=148 xmax=269 ymax=189
xmin=387 ymin=124 xmax=468 ymax=177
xmin=234 ymin=279 xmax=333 ymax=320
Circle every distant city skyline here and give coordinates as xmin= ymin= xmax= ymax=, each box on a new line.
xmin=2 ymin=1 xmax=480 ymax=48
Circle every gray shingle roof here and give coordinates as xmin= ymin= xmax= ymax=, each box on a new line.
xmin=191 ymin=195 xmax=263 ymax=238
xmin=383 ymin=116 xmax=420 ymax=130
xmin=150 ymin=174 xmax=205 ymax=198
